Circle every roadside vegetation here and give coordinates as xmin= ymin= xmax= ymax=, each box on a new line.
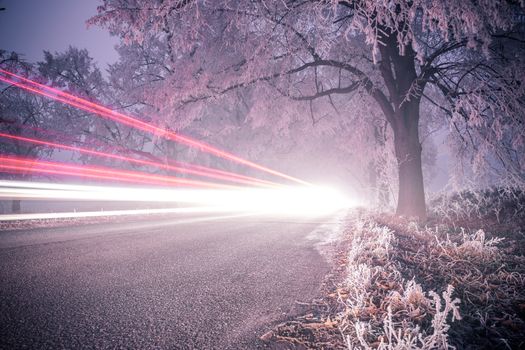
xmin=263 ymin=189 xmax=525 ymax=349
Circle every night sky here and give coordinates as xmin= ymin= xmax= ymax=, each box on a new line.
xmin=0 ymin=0 xmax=117 ymax=67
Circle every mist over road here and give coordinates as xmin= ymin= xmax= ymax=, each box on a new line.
xmin=0 ymin=213 xmax=337 ymax=349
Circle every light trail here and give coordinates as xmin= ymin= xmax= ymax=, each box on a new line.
xmin=0 ymin=69 xmax=310 ymax=185
xmin=1 ymin=123 xmax=279 ymax=187
xmin=0 ymin=180 xmax=232 ymax=202
xmin=0 ymin=132 xmax=279 ymax=188
xmin=0 ymin=180 xmax=354 ymax=216
xmin=0 ymin=207 xmax=252 ymax=222
xmin=0 ymin=156 xmax=237 ymax=189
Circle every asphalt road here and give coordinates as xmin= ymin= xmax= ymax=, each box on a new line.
xmin=0 ymin=212 xmax=338 ymax=349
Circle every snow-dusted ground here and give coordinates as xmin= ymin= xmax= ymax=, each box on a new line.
xmin=307 ymin=209 xmax=350 ymax=262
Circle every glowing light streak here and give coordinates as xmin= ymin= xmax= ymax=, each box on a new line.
xmin=0 ymin=156 xmax=235 ymax=189
xmin=2 ymin=123 xmax=278 ymax=187
xmin=0 ymin=180 xmax=354 ymax=216
xmin=0 ymin=207 xmax=251 ymax=222
xmin=0 ymin=132 xmax=279 ymax=187
xmin=0 ymin=70 xmax=310 ymax=185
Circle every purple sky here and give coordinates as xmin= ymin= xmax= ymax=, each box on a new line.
xmin=0 ymin=0 xmax=118 ymax=67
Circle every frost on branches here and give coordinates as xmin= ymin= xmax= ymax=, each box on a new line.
xmin=90 ymin=0 xmax=525 ymax=219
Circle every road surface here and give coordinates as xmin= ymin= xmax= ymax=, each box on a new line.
xmin=0 ymin=213 xmax=338 ymax=349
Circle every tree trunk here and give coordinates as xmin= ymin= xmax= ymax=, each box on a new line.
xmin=11 ymin=199 xmax=21 ymax=213
xmin=393 ymin=103 xmax=426 ymax=220
xmin=368 ymin=159 xmax=391 ymax=208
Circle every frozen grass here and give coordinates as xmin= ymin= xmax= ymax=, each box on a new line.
xmin=339 ymin=215 xmax=462 ymax=350
xmin=266 ymin=190 xmax=525 ymax=349
xmin=429 ymin=188 xmax=525 ymax=231
xmin=375 ymin=204 xmax=525 ymax=349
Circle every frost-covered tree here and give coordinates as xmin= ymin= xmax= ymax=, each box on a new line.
xmin=38 ymin=47 xmax=160 ymax=172
xmin=1 ymin=48 xmax=148 ymax=213
xmin=38 ymin=47 xmax=110 ymax=151
xmin=91 ymin=0 xmax=525 ymax=219
xmin=0 ymin=51 xmax=54 ymax=212
xmin=1 ymin=48 xmax=113 ymax=166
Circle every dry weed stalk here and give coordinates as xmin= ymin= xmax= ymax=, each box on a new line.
xmin=339 ymin=216 xmax=461 ymax=349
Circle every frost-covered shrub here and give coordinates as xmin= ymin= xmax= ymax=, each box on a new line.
xmin=339 ymin=216 xmax=461 ymax=350
xmin=347 ymin=285 xmax=461 ymax=350
xmin=429 ymin=188 xmax=525 ymax=224
xmin=456 ymin=229 xmax=504 ymax=260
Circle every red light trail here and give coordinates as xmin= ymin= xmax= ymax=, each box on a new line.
xmin=0 ymin=132 xmax=279 ymax=188
xmin=0 ymin=69 xmax=310 ymax=186
xmin=1 ymin=122 xmax=278 ymax=186
xmin=0 ymin=156 xmax=236 ymax=189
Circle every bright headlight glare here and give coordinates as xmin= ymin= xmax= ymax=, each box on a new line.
xmin=0 ymin=181 xmax=354 ymax=216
